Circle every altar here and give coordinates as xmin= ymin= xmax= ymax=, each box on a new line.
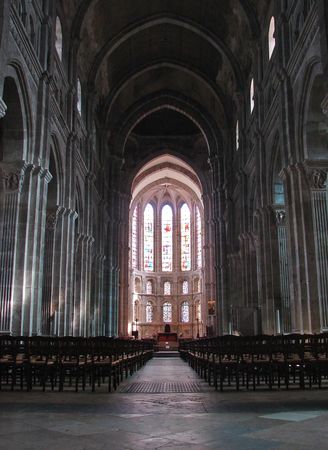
xmin=157 ymin=332 xmax=178 ymax=343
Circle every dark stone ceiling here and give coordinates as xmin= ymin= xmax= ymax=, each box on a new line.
xmin=58 ymin=0 xmax=267 ymax=150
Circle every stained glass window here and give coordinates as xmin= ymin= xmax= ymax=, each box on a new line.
xmin=146 ymin=302 xmax=153 ymax=323
xmin=182 ymin=280 xmax=188 ymax=294
xmin=77 ymin=78 xmax=82 ymax=114
xmin=55 ymin=17 xmax=63 ymax=60
xmin=164 ymin=281 xmax=171 ymax=295
xmin=274 ymin=181 xmax=285 ymax=205
xmin=181 ymin=203 xmax=191 ymax=271
xmin=250 ymin=78 xmax=254 ymax=113
xmin=181 ymin=301 xmax=189 ymax=323
xmin=146 ymin=280 xmax=153 ymax=294
xmin=132 ymin=206 xmax=138 ymax=269
xmin=196 ymin=207 xmax=202 ymax=269
xmin=162 ymin=205 xmax=173 ymax=271
xmin=268 ymin=16 xmax=275 ymax=59
xmin=163 ymin=302 xmax=172 ymax=322
xmin=144 ymin=204 xmax=154 ymax=271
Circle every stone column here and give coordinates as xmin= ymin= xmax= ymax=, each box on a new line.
xmin=275 ymin=209 xmax=292 ymax=333
xmin=92 ymin=254 xmax=106 ymax=336
xmin=118 ymin=191 xmax=130 ymax=336
xmin=72 ymin=233 xmax=94 ymax=336
xmin=0 ymin=164 xmax=26 ymax=332
xmin=282 ymin=164 xmax=320 ymax=333
xmin=41 ymin=212 xmax=57 ymax=335
xmin=19 ymin=166 xmax=52 ymax=336
xmin=210 ymin=154 xmax=228 ymax=335
xmin=254 ymin=206 xmax=280 ymax=334
xmin=51 ymin=207 xmax=78 ymax=336
xmin=308 ymin=167 xmax=328 ymax=329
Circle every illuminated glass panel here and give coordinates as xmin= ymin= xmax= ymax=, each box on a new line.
xmin=164 ymin=281 xmax=171 ymax=295
xmin=162 ymin=205 xmax=173 ymax=271
xmin=181 ymin=203 xmax=191 ymax=271
xmin=250 ymin=78 xmax=254 ymax=113
xmin=163 ymin=302 xmax=172 ymax=322
xmin=77 ymin=78 xmax=82 ymax=114
xmin=132 ymin=206 xmax=138 ymax=269
xmin=144 ymin=204 xmax=154 ymax=271
xmin=268 ymin=16 xmax=275 ymax=59
xmin=196 ymin=207 xmax=202 ymax=268
xmin=55 ymin=17 xmax=63 ymax=60
xmin=236 ymin=120 xmax=239 ymax=151
xmin=181 ymin=301 xmax=189 ymax=323
xmin=274 ymin=181 xmax=285 ymax=205
xmin=182 ymin=280 xmax=188 ymax=294
xmin=146 ymin=280 xmax=153 ymax=294
xmin=146 ymin=302 xmax=153 ymax=323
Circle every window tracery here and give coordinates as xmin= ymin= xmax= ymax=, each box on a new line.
xmin=162 ymin=205 xmax=173 ymax=271
xmin=163 ymin=302 xmax=172 ymax=322
xmin=144 ymin=203 xmax=154 ymax=271
xmin=196 ymin=207 xmax=202 ymax=269
xmin=55 ymin=16 xmax=63 ymax=60
xmin=268 ymin=16 xmax=276 ymax=59
xmin=132 ymin=206 xmax=138 ymax=269
xmin=146 ymin=280 xmax=153 ymax=294
xmin=182 ymin=280 xmax=188 ymax=294
xmin=181 ymin=301 xmax=189 ymax=323
xmin=77 ymin=78 xmax=82 ymax=115
xmin=146 ymin=302 xmax=153 ymax=323
xmin=164 ymin=281 xmax=171 ymax=295
xmin=181 ymin=203 xmax=191 ymax=271
xmin=250 ymin=78 xmax=254 ymax=113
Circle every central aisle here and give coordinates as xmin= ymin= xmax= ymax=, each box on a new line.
xmin=1 ymin=356 xmax=328 ymax=449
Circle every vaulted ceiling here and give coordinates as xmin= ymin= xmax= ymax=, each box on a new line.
xmin=59 ymin=0 xmax=267 ymax=167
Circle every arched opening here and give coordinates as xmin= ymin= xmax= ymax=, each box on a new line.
xmin=305 ymin=74 xmax=328 ymax=160
xmin=0 ymin=75 xmax=26 ymax=333
xmin=128 ymin=153 xmax=205 ymax=340
xmin=55 ymin=16 xmax=63 ymax=61
xmin=268 ymin=16 xmax=275 ymax=59
xmin=0 ymin=77 xmax=25 ymax=163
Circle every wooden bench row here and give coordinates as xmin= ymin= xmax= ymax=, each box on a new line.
xmin=179 ymin=334 xmax=328 ymax=391
xmin=0 ymin=335 xmax=153 ymax=392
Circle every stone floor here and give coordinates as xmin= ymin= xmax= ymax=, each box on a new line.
xmin=1 ymin=356 xmax=328 ymax=449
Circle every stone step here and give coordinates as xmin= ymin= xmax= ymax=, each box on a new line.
xmin=154 ymin=351 xmax=180 ymax=358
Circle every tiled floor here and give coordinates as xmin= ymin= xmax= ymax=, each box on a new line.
xmin=1 ymin=357 xmax=328 ymax=449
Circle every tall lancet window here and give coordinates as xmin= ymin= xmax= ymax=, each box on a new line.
xmin=181 ymin=301 xmax=190 ymax=323
xmin=77 ymin=78 xmax=82 ymax=114
xmin=163 ymin=302 xmax=172 ymax=322
xmin=55 ymin=16 xmax=63 ymax=60
xmin=144 ymin=203 xmax=154 ymax=271
xmin=162 ymin=205 xmax=173 ymax=271
xmin=250 ymin=78 xmax=254 ymax=113
xmin=132 ymin=206 xmax=138 ymax=269
xmin=146 ymin=302 xmax=153 ymax=323
xmin=181 ymin=203 xmax=191 ymax=271
xmin=196 ymin=206 xmax=202 ymax=268
xmin=268 ymin=16 xmax=276 ymax=59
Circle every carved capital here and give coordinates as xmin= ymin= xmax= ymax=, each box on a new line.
xmin=46 ymin=213 xmax=58 ymax=230
xmin=307 ymin=169 xmax=327 ymax=190
xmin=0 ymin=168 xmax=23 ymax=192
xmin=0 ymin=98 xmax=7 ymax=118
xmin=275 ymin=209 xmax=286 ymax=225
